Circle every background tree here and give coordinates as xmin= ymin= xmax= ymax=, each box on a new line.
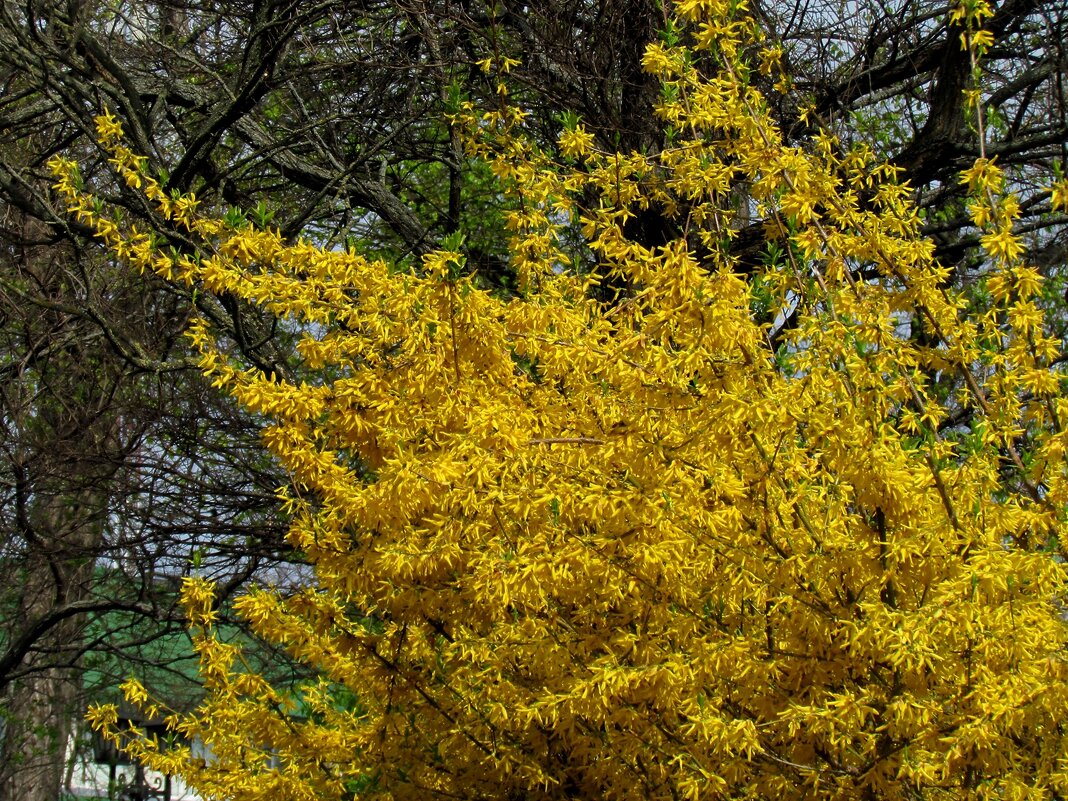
xmin=0 ymin=0 xmax=503 ymax=794
xmin=0 ymin=198 xmax=291 ymax=798
xmin=756 ymin=0 xmax=1068 ymax=317
xmin=0 ymin=4 xmax=295 ymax=795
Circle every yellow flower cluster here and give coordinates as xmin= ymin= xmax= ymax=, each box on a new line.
xmin=59 ymin=1 xmax=1068 ymax=798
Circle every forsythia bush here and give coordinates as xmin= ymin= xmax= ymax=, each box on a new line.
xmin=56 ymin=0 xmax=1068 ymax=798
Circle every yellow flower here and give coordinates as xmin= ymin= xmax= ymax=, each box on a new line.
xmin=558 ymin=124 xmax=596 ymax=159
xmin=120 ymin=677 xmax=150 ymax=706
xmin=179 ymin=576 xmax=218 ymax=627
xmin=1051 ymin=179 xmax=1068 ymax=212
xmin=980 ymin=226 xmax=1024 ymax=263
xmin=94 ymin=110 xmax=124 ymax=143
xmin=959 ymin=157 xmax=1001 ymax=192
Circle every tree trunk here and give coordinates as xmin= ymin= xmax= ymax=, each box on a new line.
xmin=0 ymin=215 xmax=122 ymax=801
xmin=0 ymin=412 xmax=115 ymax=801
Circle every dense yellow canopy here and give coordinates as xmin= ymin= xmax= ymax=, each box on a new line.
xmin=60 ymin=0 xmax=1068 ymax=798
